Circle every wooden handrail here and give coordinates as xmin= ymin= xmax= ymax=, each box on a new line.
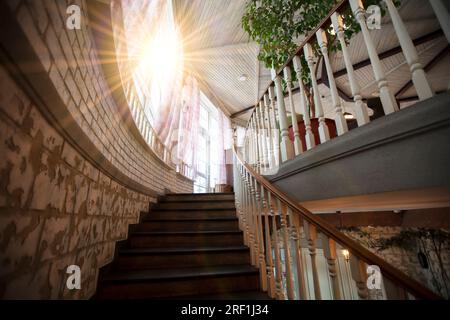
xmin=233 ymin=144 xmax=441 ymax=300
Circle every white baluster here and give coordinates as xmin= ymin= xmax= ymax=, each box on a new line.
xmin=304 ymin=43 xmax=330 ymax=143
xmin=385 ymin=0 xmax=434 ymax=100
xmin=350 ymin=0 xmax=399 ymax=115
xmin=284 ymin=66 xmax=303 ymax=155
xmin=268 ymin=192 xmax=285 ymax=299
xmin=429 ymin=0 xmax=450 ymax=43
xmin=292 ymin=55 xmax=316 ymax=150
xmin=319 ymin=233 xmax=342 ymax=299
xmin=349 ymin=254 xmax=369 ymax=299
xmin=278 ymin=199 xmax=296 ymax=300
xmin=272 ymin=69 xmax=294 ymax=162
xmin=331 ymin=12 xmax=370 ymax=126
xmin=258 ymin=101 xmax=269 ymax=171
xmin=288 ymin=210 xmax=308 ymax=299
xmin=263 ymin=93 xmax=276 ymax=170
xmin=303 ymin=220 xmax=322 ymax=299
xmin=316 ymin=28 xmax=348 ymax=135
xmin=268 ymin=86 xmax=281 ymax=166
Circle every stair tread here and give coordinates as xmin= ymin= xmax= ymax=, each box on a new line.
xmin=103 ymin=265 xmax=258 ymax=282
xmin=119 ymin=246 xmax=249 ymax=255
xmin=131 ymin=230 xmax=242 ymax=235
xmin=165 ymin=192 xmax=234 ymax=196
xmin=160 ymin=199 xmax=235 ymax=203
xmin=172 ymin=291 xmax=271 ymax=300
xmin=143 ymin=217 xmax=238 ymax=222
xmin=152 ymin=208 xmax=235 ymax=211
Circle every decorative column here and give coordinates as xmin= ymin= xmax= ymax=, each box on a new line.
xmin=272 ymin=69 xmax=294 ymax=162
xmin=284 ymin=66 xmax=303 ymax=155
xmin=316 ymin=28 xmax=348 ymax=135
xmin=385 ymin=0 xmax=434 ymax=100
xmin=331 ymin=12 xmax=370 ymax=126
xmin=304 ymin=43 xmax=330 ymax=143
xmin=292 ymin=55 xmax=316 ymax=150
xmin=350 ymin=0 xmax=399 ymax=115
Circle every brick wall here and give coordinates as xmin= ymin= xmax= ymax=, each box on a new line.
xmin=0 ymin=0 xmax=193 ymax=299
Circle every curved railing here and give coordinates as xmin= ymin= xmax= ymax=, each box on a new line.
xmin=243 ymin=0 xmax=447 ymax=173
xmin=233 ymin=145 xmax=441 ymax=299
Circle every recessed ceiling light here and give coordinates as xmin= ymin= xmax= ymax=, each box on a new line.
xmin=238 ymin=74 xmax=248 ymax=82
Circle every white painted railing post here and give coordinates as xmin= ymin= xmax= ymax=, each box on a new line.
xmin=257 ymin=101 xmax=269 ymax=172
xmin=349 ymin=255 xmax=369 ymax=299
xmin=263 ymin=93 xmax=276 ymax=169
xmin=268 ymin=192 xmax=285 ymax=299
xmin=277 ymin=198 xmax=296 ymax=300
xmin=304 ymin=220 xmax=322 ymax=299
xmin=429 ymin=0 xmax=450 ymax=43
xmin=316 ymin=28 xmax=348 ymax=135
xmin=292 ymin=55 xmax=316 ymax=150
xmin=350 ymin=0 xmax=399 ymax=115
xmin=268 ymin=86 xmax=281 ymax=167
xmin=385 ymin=0 xmax=434 ymax=100
xmin=250 ymin=117 xmax=259 ymax=172
xmin=304 ymin=43 xmax=330 ymax=143
xmin=272 ymin=69 xmax=294 ymax=162
xmin=331 ymin=12 xmax=370 ymax=126
xmin=284 ymin=66 xmax=303 ymax=155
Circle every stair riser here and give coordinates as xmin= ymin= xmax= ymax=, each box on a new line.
xmin=114 ymin=251 xmax=250 ymax=270
xmin=134 ymin=220 xmax=239 ymax=232
xmin=97 ymin=274 xmax=259 ymax=299
xmin=128 ymin=233 xmax=244 ymax=248
xmin=156 ymin=201 xmax=235 ymax=210
xmin=162 ymin=194 xmax=234 ymax=202
xmin=147 ymin=210 xmax=237 ymax=220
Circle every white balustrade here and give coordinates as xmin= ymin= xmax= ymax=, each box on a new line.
xmin=316 ymin=28 xmax=348 ymax=135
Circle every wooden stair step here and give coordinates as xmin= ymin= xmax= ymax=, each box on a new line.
xmin=133 ymin=217 xmax=239 ymax=232
xmin=161 ymin=193 xmax=235 ymax=202
xmin=128 ymin=230 xmax=244 ymax=248
xmin=114 ymin=246 xmax=250 ymax=270
xmin=96 ymin=265 xmax=260 ymax=299
xmin=155 ymin=201 xmax=235 ymax=210
xmin=145 ymin=209 xmax=236 ymax=220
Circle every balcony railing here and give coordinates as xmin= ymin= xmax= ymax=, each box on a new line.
xmin=243 ymin=0 xmax=449 ymax=174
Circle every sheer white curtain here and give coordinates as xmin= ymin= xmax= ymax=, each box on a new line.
xmin=209 ymin=110 xmax=231 ymax=188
